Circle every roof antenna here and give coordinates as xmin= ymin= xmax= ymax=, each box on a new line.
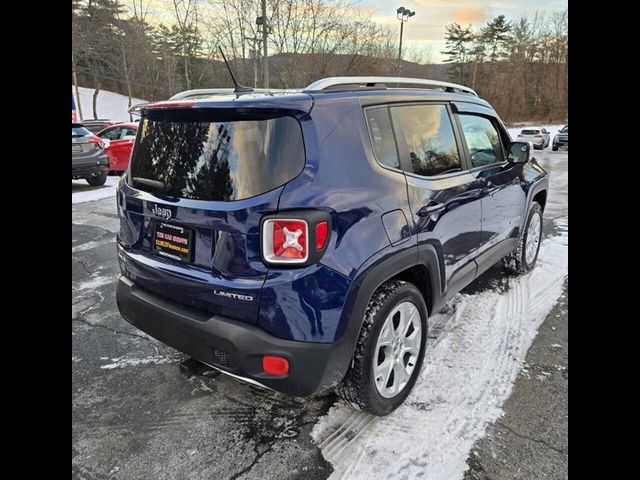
xmin=218 ymin=46 xmax=254 ymax=95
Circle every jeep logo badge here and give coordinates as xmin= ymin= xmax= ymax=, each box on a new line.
xmin=151 ymin=204 xmax=172 ymax=220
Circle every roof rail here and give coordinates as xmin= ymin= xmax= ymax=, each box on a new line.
xmin=169 ymin=88 xmax=236 ymax=100
xmin=303 ymin=76 xmax=478 ymax=96
xmin=170 ymin=87 xmax=301 ymax=100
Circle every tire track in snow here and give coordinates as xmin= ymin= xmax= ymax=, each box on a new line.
xmin=312 ymin=218 xmax=568 ymax=480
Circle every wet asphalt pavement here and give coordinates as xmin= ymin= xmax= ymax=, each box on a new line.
xmin=72 ymin=149 xmax=567 ymax=480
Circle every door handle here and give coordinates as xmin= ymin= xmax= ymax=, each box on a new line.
xmin=418 ymin=203 xmax=445 ymax=217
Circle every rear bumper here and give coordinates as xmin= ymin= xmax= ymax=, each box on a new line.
xmin=116 ymin=276 xmax=344 ymax=396
xmin=72 ymin=163 xmax=109 ymax=178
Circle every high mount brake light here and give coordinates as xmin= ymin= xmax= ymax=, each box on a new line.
xmin=147 ymin=101 xmax=195 ymax=109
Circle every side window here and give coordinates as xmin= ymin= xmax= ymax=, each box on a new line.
xmin=121 ymin=127 xmax=137 ymax=138
xmin=458 ymin=115 xmax=504 ymax=168
xmin=391 ymin=104 xmax=461 ymax=177
xmin=365 ymin=107 xmax=399 ymax=169
xmin=100 ymin=127 xmax=120 ymax=140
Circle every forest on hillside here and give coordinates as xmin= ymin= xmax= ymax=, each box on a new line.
xmin=72 ymin=0 xmax=567 ymax=122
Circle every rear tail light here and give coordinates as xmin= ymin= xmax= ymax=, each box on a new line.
xmin=262 ymin=219 xmax=309 ymax=263
xmin=261 ymin=212 xmax=331 ymax=266
xmin=316 ymin=221 xmax=328 ymax=250
xmin=87 ymin=136 xmax=105 ymax=149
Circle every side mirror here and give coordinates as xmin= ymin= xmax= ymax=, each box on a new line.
xmin=507 ymin=141 xmax=531 ymax=163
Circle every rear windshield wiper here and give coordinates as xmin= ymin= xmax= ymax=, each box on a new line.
xmin=133 ymin=177 xmax=167 ymax=191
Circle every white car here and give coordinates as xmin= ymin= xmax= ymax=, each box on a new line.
xmin=516 ymin=127 xmax=550 ymax=150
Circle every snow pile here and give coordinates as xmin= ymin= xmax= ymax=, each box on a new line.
xmin=73 ymin=86 xmax=147 ymax=123
xmin=312 ymin=217 xmax=568 ymax=480
xmin=72 ymin=176 xmax=120 ymax=204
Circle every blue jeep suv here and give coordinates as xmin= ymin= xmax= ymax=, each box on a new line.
xmin=115 ymin=77 xmax=548 ymax=415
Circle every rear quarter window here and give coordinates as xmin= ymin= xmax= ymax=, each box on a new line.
xmin=364 ymin=107 xmax=399 ymax=169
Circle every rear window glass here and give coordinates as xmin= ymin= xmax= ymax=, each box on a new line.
xmin=129 ymin=111 xmax=305 ymax=202
xmin=520 ymin=129 xmax=540 ymax=134
xmin=72 ymin=126 xmax=92 ymax=137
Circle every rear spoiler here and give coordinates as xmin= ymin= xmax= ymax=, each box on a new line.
xmin=130 ymin=94 xmax=314 ymax=117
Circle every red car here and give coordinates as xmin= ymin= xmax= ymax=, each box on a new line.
xmin=96 ymin=122 xmax=138 ymax=173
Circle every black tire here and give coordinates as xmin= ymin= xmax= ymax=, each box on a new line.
xmin=503 ymin=202 xmax=543 ymax=275
xmin=86 ymin=173 xmax=107 ymax=186
xmin=335 ymin=280 xmax=428 ymax=416
xmin=552 ymin=145 xmax=558 ymax=151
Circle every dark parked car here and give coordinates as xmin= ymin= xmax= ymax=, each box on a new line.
xmin=115 ymin=77 xmax=548 ymax=415
xmin=72 ymin=124 xmax=109 ymax=186
xmin=552 ymin=125 xmax=568 ymax=151
xmin=81 ymin=118 xmax=115 ymax=134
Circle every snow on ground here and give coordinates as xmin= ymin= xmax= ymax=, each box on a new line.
xmin=312 ymin=217 xmax=568 ymax=480
xmin=73 ymin=86 xmax=147 ymax=123
xmin=72 ymin=176 xmax=119 ymax=204
xmin=100 ymin=355 xmax=182 ymax=370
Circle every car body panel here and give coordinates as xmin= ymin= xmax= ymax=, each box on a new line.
xmin=97 ymin=123 xmax=138 ymax=172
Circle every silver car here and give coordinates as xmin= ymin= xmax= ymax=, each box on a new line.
xmin=72 ymin=124 xmax=110 ymax=186
xmin=516 ymin=127 xmax=550 ymax=150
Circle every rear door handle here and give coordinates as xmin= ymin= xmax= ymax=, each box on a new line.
xmin=418 ymin=203 xmax=445 ymax=217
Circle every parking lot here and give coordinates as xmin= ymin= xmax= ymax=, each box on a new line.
xmin=72 ymin=150 xmax=567 ymax=480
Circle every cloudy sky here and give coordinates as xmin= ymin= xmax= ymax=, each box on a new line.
xmin=358 ymin=0 xmax=568 ymax=61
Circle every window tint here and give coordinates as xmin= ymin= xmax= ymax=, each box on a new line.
xmin=130 ymin=113 xmax=305 ymax=202
xmin=391 ymin=104 xmax=461 ymax=177
xmin=520 ymin=129 xmax=540 ymax=135
xmin=459 ymin=115 xmax=504 ymax=168
xmin=72 ymin=126 xmax=92 ymax=137
xmin=121 ymin=127 xmax=137 ymax=138
xmin=365 ymin=108 xmax=399 ymax=168
xmin=99 ymin=127 xmax=120 ymax=140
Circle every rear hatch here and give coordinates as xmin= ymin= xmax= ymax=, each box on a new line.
xmin=117 ymin=100 xmax=309 ymax=324
xmin=518 ymin=129 xmax=540 ymax=138
xmin=72 ymin=124 xmax=106 ymax=166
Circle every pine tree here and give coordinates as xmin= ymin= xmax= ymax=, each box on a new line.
xmin=481 ymin=15 xmax=512 ymax=63
xmin=441 ymin=23 xmax=474 ymax=84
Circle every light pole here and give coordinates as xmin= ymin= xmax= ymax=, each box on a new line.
xmin=396 ymin=6 xmax=416 ymax=76
xmin=244 ymin=36 xmax=261 ymax=88
xmin=256 ymin=0 xmax=270 ymax=88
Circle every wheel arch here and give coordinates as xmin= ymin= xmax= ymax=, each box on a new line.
xmin=326 ymin=245 xmax=443 ymax=388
